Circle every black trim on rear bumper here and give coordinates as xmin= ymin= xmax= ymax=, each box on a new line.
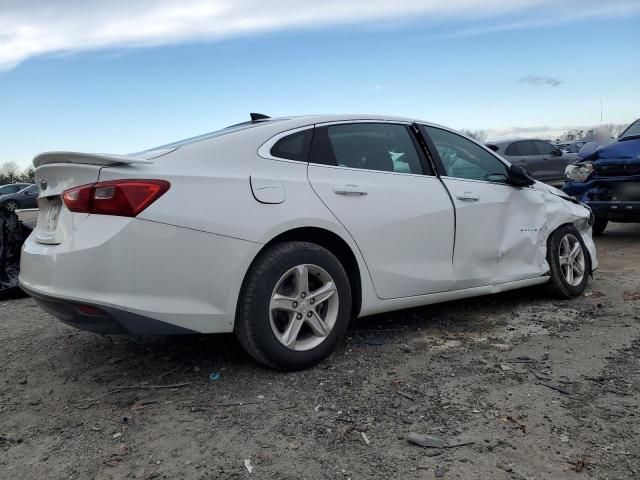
xmin=20 ymin=285 xmax=197 ymax=335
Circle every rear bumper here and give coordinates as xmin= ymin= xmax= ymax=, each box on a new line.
xmin=21 ymin=285 xmax=196 ymax=334
xmin=19 ymin=216 xmax=259 ymax=334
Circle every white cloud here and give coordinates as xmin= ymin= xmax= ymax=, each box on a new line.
xmin=0 ymin=0 xmax=637 ymax=70
xmin=485 ymin=124 xmax=604 ymax=141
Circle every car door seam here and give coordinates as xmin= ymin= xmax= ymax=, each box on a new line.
xmin=305 ymin=161 xmax=383 ymax=300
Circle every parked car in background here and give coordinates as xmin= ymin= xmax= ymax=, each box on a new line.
xmin=556 ymin=141 xmax=587 ymax=154
xmin=576 ymin=139 xmax=615 ymax=160
xmin=564 ymin=118 xmax=640 ymax=235
xmin=20 ymin=114 xmax=597 ymax=370
xmin=486 ymin=139 xmax=576 ymax=185
xmin=1 ymin=184 xmax=38 ymax=211
xmin=0 ymin=183 xmax=31 ymax=196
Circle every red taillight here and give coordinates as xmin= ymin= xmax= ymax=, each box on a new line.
xmin=62 ymin=179 xmax=170 ymax=217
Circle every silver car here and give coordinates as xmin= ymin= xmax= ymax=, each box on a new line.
xmin=487 ymin=139 xmax=576 ymax=185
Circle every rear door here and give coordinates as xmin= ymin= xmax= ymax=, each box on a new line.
xmin=307 ymin=121 xmax=455 ymax=299
xmin=505 ymin=141 xmax=543 ymax=178
xmin=533 ymin=140 xmax=568 ymax=182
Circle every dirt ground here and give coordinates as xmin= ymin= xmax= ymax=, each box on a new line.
xmin=1 ymin=224 xmax=639 ymax=480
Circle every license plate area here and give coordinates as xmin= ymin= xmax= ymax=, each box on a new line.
xmin=612 ymin=182 xmax=640 ymax=202
xmin=35 ymin=197 xmax=63 ymax=244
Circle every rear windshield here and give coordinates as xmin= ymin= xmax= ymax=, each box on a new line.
xmin=133 ymin=119 xmax=286 ymax=155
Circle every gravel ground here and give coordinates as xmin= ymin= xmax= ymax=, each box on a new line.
xmin=1 ymin=224 xmax=639 ymax=480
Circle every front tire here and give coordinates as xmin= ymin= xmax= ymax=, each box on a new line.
xmin=235 ymin=241 xmax=352 ymax=370
xmin=546 ymin=225 xmax=591 ymax=298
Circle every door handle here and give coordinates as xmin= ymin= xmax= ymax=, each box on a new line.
xmin=333 ymin=185 xmax=368 ymax=196
xmin=456 ymin=191 xmax=479 ymax=201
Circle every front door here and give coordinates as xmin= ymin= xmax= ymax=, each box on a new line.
xmin=307 ymin=122 xmax=455 ymax=299
xmin=421 ymin=126 xmax=548 ymax=290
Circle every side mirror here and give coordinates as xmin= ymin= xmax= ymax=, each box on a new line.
xmin=507 ymin=164 xmax=536 ymax=187
xmin=552 ymin=149 xmax=562 ymax=156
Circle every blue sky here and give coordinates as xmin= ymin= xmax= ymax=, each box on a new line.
xmin=1 ymin=0 xmax=639 ymax=168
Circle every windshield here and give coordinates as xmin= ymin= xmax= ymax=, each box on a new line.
xmin=620 ymin=120 xmax=640 ymax=139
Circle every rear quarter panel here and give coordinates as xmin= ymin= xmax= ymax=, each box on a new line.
xmin=97 ymin=130 xmax=377 ymax=318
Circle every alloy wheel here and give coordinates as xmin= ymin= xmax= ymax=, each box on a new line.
xmin=269 ymin=264 xmax=339 ymax=351
xmin=558 ymin=234 xmax=585 ymax=286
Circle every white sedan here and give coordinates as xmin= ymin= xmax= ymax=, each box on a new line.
xmin=20 ymin=114 xmax=597 ymax=370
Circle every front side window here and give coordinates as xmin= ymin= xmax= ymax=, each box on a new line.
xmin=270 ymin=129 xmax=313 ymax=162
xmin=309 ymin=123 xmax=425 ymax=175
xmin=23 ymin=185 xmax=39 ymax=194
xmin=423 ymin=126 xmax=508 ymax=182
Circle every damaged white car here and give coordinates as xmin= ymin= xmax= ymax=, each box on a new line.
xmin=20 ymin=114 xmax=597 ymax=370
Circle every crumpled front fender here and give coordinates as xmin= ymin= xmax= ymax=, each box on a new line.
xmin=533 ymin=183 xmax=598 ymax=272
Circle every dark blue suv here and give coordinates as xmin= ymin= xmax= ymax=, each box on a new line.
xmin=564 ymin=119 xmax=640 ymax=234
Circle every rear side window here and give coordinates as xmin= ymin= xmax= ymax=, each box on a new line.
xmin=534 ymin=140 xmax=557 ymax=155
xmin=270 ymin=129 xmax=313 ymax=162
xmin=309 ymin=123 xmax=426 ymax=175
xmin=505 ymin=141 xmax=536 ymax=156
xmin=0 ymin=185 xmax=21 ymax=194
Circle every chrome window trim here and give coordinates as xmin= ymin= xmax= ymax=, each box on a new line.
xmin=314 ymin=119 xmax=412 ymax=127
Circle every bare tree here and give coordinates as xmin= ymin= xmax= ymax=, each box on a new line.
xmin=559 ymin=123 xmax=629 ymax=142
xmin=461 ymin=129 xmax=488 ymax=143
xmin=0 ymin=161 xmax=21 ymax=184
xmin=601 ymin=123 xmax=628 ymax=139
xmin=18 ymin=166 xmax=35 ymax=184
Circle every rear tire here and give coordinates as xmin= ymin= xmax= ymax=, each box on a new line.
xmin=592 ymin=217 xmax=608 ymax=236
xmin=546 ymin=225 xmax=591 ymax=298
xmin=235 ymin=241 xmax=352 ymax=370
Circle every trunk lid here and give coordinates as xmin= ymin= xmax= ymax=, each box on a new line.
xmin=33 ymin=151 xmax=158 ymax=245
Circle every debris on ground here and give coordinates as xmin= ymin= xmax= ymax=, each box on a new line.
xmin=406 ymin=433 xmax=448 ymax=448
xmin=1 ymin=223 xmax=639 ymax=479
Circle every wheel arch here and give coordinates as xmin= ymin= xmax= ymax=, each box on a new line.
xmin=239 ymin=226 xmax=364 ymax=319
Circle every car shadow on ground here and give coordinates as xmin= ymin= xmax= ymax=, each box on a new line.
xmin=55 ymin=283 xmax=551 ymax=387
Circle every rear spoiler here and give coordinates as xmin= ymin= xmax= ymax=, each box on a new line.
xmin=33 ymin=151 xmax=155 ymax=168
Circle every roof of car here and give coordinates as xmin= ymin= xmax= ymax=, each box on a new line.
xmin=269 ymin=114 xmax=438 ymax=127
